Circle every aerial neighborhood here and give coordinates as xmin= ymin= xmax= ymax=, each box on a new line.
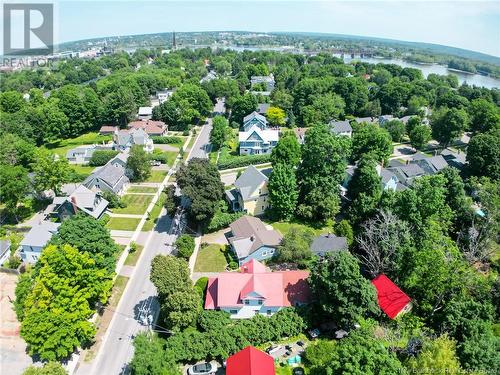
xmin=0 ymin=27 xmax=498 ymax=375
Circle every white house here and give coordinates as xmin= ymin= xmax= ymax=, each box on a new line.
xmin=157 ymin=89 xmax=175 ymax=104
xmin=20 ymin=222 xmax=60 ymax=264
xmin=329 ymin=120 xmax=353 ymax=138
xmin=114 ymin=128 xmax=154 ymax=153
xmin=239 ymin=126 xmax=279 ymax=155
xmin=137 ymin=106 xmax=153 ymax=120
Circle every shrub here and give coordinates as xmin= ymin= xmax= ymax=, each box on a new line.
xmin=164 ymin=185 xmax=180 ymax=216
xmin=89 ymin=150 xmax=119 ymax=167
xmin=182 ymin=130 xmax=190 ymax=136
xmin=129 ymin=242 xmax=137 ymax=253
xmin=102 ymin=191 xmax=126 ymax=208
xmin=151 ymin=136 xmax=182 ymax=144
xmin=194 ymin=277 xmax=208 ymax=304
xmin=148 ymin=149 xmax=169 ymax=164
xmin=6 ymin=255 xmax=21 ymax=269
xmin=228 ymin=260 xmax=238 ymax=270
xmin=217 ymin=154 xmax=271 ymax=170
xmin=175 ymin=234 xmax=195 ymax=259
xmin=206 ymin=210 xmax=243 ymax=232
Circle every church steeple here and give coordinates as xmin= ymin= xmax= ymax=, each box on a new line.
xmin=172 ymin=31 xmax=176 ymax=51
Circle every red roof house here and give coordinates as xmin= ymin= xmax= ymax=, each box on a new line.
xmin=127 ymin=120 xmax=167 ymax=136
xmin=99 ymin=125 xmax=119 ymax=135
xmin=205 ymin=259 xmax=311 ymax=319
xmin=371 ymin=274 xmax=412 ymax=319
xmin=226 ymin=346 xmax=275 ymax=375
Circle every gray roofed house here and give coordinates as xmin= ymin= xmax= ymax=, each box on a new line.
xmin=114 ymin=128 xmax=154 ymax=153
xmin=379 ymin=115 xmax=394 ymax=125
xmin=250 ymin=74 xmax=275 ymax=91
xmin=0 ymin=240 xmax=11 ymax=266
xmin=83 ymin=158 xmax=130 ymax=195
xmin=138 ymin=106 xmax=153 ymax=120
xmin=440 ymin=149 xmax=466 ymax=169
xmin=329 ymin=120 xmax=353 ymax=137
xmin=51 ymin=185 xmax=109 ymax=220
xmin=66 ymin=144 xmax=114 ymax=163
xmin=228 ymin=215 xmax=282 ymax=265
xmin=380 ymin=168 xmax=399 ymax=191
xmin=389 ymin=163 xmax=426 ymax=186
xmin=243 ymin=111 xmax=268 ymax=131
xmin=399 ymin=115 xmax=414 ymax=125
xmin=311 ymin=233 xmax=348 ymax=257
xmin=226 ymin=165 xmax=272 ymax=216
xmin=352 ymin=117 xmax=376 ymax=124
xmin=414 ymin=155 xmax=449 ymax=175
xmin=20 ymin=221 xmax=61 ymax=264
xmin=257 ymin=103 xmax=271 ymax=115
xmin=200 ymin=70 xmax=218 ymax=83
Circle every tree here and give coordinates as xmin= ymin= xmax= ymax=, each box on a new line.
xmin=332 ymin=77 xmax=369 ymax=115
xmin=0 ymin=90 xmax=26 ymax=113
xmin=0 ymin=133 xmax=36 ymax=168
xmin=170 ymin=84 xmax=212 ymax=128
xmin=466 ymin=130 xmax=500 ymax=180
xmin=468 ymin=98 xmax=500 ymax=134
xmin=176 ymin=158 xmax=224 ymax=223
xmin=23 ymin=362 xmax=67 ymax=375
xmin=266 ymin=106 xmax=286 ymax=127
xmin=163 ymin=184 xmax=180 ymax=217
xmin=356 ymin=210 xmax=414 ymax=280
xmin=0 ymin=165 xmax=30 ymax=220
xmin=335 ymin=220 xmax=353 ymax=246
xmin=162 ymin=289 xmax=201 ymax=331
xmin=406 ymin=336 xmax=462 ymax=375
xmin=174 ymin=234 xmax=195 ymax=259
xmin=20 ymin=244 xmax=112 ymax=361
xmin=14 ymin=271 xmax=33 ymax=321
xmin=209 ymin=115 xmax=229 ymax=149
xmin=351 ymin=123 xmax=393 ymax=163
xmin=126 ymin=145 xmax=151 ymax=181
xmin=131 ymin=334 xmax=180 ymax=375
xmin=431 ymin=107 xmax=469 ymax=148
xmin=28 ymin=101 xmax=70 ymax=143
xmin=88 ymin=150 xmax=119 ymax=166
xmin=150 ymin=255 xmax=191 ymax=299
xmin=31 ymin=148 xmax=70 ymax=195
xmin=50 ymin=214 xmax=118 ymax=272
xmin=231 ymin=93 xmax=257 ymax=125
xmin=270 ymin=131 xmax=301 ymax=167
xmin=382 ymin=119 xmax=406 ymax=142
xmin=301 ymin=93 xmax=345 ymax=126
xmin=409 ymin=124 xmax=432 ymax=150
xmin=310 ymin=251 xmax=379 ymax=327
xmin=271 ymin=90 xmax=294 ymax=112
xmin=276 ymin=226 xmax=314 ymax=266
xmin=297 ymin=125 xmax=349 ymax=222
xmin=268 ymin=163 xmax=299 ymax=220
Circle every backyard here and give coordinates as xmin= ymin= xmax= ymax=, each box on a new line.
xmin=194 ymin=244 xmax=228 ymax=272
xmin=112 ymin=194 xmax=154 ymax=215
xmin=269 ymin=220 xmax=331 ymax=237
xmin=45 ymin=132 xmax=112 ymax=159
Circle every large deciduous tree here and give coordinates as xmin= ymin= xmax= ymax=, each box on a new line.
xmin=126 ymin=145 xmax=151 ymax=181
xmin=409 ymin=123 xmax=432 ymax=150
xmin=276 ymin=226 xmax=314 ymax=266
xmin=431 ymin=107 xmax=469 ymax=148
xmin=230 ymin=93 xmax=257 ymax=125
xmin=266 ymin=106 xmax=286 ymax=127
xmin=301 ymin=93 xmax=345 ymax=126
xmin=0 ymin=165 xmax=31 ymax=220
xmin=270 ymin=131 xmax=301 ymax=167
xmin=466 ymin=130 xmax=500 ymax=180
xmin=468 ymin=98 xmax=500 ymax=134
xmin=31 ymin=148 xmax=70 ymax=195
xmin=310 ymin=251 xmax=379 ymax=327
xmin=176 ymin=158 xmax=224 ymax=223
xmin=268 ymin=163 xmax=298 ymax=220
xmin=209 ymin=115 xmax=229 ymax=150
xmin=351 ymin=123 xmax=393 ymax=163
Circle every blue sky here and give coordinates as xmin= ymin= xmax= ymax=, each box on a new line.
xmin=8 ymin=1 xmax=500 ymax=57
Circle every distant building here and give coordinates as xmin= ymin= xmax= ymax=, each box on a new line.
xmin=378 ymin=115 xmax=394 ymax=125
xmin=250 ymin=74 xmax=275 ymax=91
xmin=205 ymin=259 xmax=310 ymax=318
xmin=127 ymin=120 xmax=167 ymax=136
xmin=20 ymin=222 xmax=60 ymax=264
xmin=226 ymin=346 xmax=275 ymax=375
xmin=226 ymin=165 xmax=271 ymax=216
xmin=228 ymin=216 xmax=282 ymax=265
xmin=156 ymin=89 xmax=175 ymax=104
xmin=372 ymin=274 xmax=412 ymax=319
xmin=413 ymin=154 xmax=448 ymax=175
xmin=310 ymin=233 xmax=348 ymax=257
xmin=99 ymin=125 xmax=119 ymax=135
xmin=352 ymin=116 xmax=376 ymax=124
xmin=114 ymin=128 xmax=154 ymax=153
xmin=200 ymin=70 xmax=218 ymax=83
xmin=256 ymin=103 xmax=271 ymax=115
xmin=292 ymin=127 xmax=307 ymax=144
xmin=329 ymin=120 xmax=353 ymax=138
xmin=440 ymin=149 xmax=466 ymax=170
xmin=137 ymin=106 xmax=153 ymax=120
xmin=66 ymin=144 xmax=113 ymax=164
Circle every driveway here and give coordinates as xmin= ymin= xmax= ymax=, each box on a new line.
xmin=201 ymin=228 xmax=230 ymax=246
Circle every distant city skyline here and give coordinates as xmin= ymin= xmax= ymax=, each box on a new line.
xmin=4 ymin=1 xmax=500 ymax=57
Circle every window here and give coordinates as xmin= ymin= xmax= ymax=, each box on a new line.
xmin=269 ymin=249 xmax=275 ymax=254
xmin=262 ymin=206 xmax=264 ymax=210
xmin=267 ymin=309 xmax=272 ymax=315
xmin=230 ymin=309 xmax=237 ymax=314
xmin=262 ymin=251 xmax=267 ymax=257
xmin=258 ymin=300 xmax=263 ymax=305
xmin=244 ymin=300 xmax=250 ymax=305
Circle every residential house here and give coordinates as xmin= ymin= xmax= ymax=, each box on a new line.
xmin=200 ymin=70 xmax=217 ymax=83
xmin=127 ymin=120 xmax=168 ymax=136
xmin=20 ymin=221 xmax=60 ymax=264
xmin=352 ymin=116 xmax=376 ymax=124
xmin=399 ymin=115 xmax=414 ymax=125
xmin=341 ymin=164 xmax=403 ymax=197
xmin=66 ymin=144 xmax=113 ymax=164
xmin=137 ymin=106 xmax=153 ymax=120
xmin=389 ymin=163 xmax=426 ymax=186
xmin=225 ymin=165 xmax=271 ymax=216
xmin=83 ymin=156 xmax=130 ymax=195
xmin=156 ymin=89 xmax=174 ymax=104
xmin=413 ymin=154 xmax=449 ymax=175
xmin=226 ymin=346 xmax=275 ymax=375
xmin=114 ymin=128 xmax=154 ymax=153
xmin=329 ymin=120 xmax=353 ymax=137
xmin=250 ymin=74 xmax=275 ymax=91
xmin=379 ymin=115 xmax=394 ymax=125
xmin=0 ymin=240 xmax=11 ymax=266
xmin=205 ymin=259 xmax=311 ymax=318
xmin=256 ymin=103 xmax=270 ymax=115
xmin=242 ymin=111 xmax=268 ymax=131
xmin=239 ymin=126 xmax=279 ymax=155
xmin=372 ymin=274 xmax=412 ymax=319
xmin=440 ymin=149 xmax=466 ymax=170
xmin=50 ymin=185 xmax=109 ymax=220
xmin=310 ymin=233 xmax=348 ymax=257
xmin=228 ymin=216 xmax=282 ymax=265
xmin=99 ymin=125 xmax=119 ymax=135
xmin=292 ymin=127 xmax=307 ymax=144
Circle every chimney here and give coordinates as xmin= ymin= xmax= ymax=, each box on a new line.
xmin=70 ymin=196 xmax=78 ymax=213
xmin=250 ymin=235 xmax=255 ymax=242
xmin=406 ymin=159 xmax=409 ymax=165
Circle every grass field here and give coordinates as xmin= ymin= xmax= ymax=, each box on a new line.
xmin=270 ymin=221 xmax=331 ymax=236
xmin=126 ymin=186 xmax=158 ymax=193
xmin=46 ymin=132 xmax=111 ymax=158
xmin=194 ymin=244 xmax=228 ymax=272
xmin=106 ymin=217 xmax=141 ymax=231
xmin=112 ymin=194 xmax=153 ymax=215
xmin=146 ymin=170 xmax=168 ymax=183
xmin=124 ymin=244 xmax=144 ymax=266
xmin=142 ymin=192 xmax=166 ymax=231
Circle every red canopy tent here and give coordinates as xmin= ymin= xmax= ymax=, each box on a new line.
xmin=226 ymin=346 xmax=275 ymax=375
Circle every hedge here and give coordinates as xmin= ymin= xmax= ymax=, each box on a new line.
xmin=89 ymin=150 xmax=119 ymax=166
xmin=206 ymin=211 xmax=243 ymax=233
xmin=217 ymin=154 xmax=271 ymax=170
xmin=151 ymin=136 xmax=183 ymax=144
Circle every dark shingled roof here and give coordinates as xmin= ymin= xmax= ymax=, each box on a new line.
xmin=310 ymin=234 xmax=348 ymax=254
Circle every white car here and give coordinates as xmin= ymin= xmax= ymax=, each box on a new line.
xmin=187 ymin=362 xmax=217 ymax=375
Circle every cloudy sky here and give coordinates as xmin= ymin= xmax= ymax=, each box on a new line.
xmin=6 ymin=1 xmax=500 ymax=56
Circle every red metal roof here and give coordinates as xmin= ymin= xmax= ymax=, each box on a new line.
xmin=226 ymin=346 xmax=275 ymax=375
xmin=371 ymin=274 xmax=411 ymax=319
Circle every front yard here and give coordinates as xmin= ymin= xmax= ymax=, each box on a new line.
xmin=127 ymin=186 xmax=158 ymax=193
xmin=112 ymin=194 xmax=154 ymax=215
xmin=146 ymin=170 xmax=168 ymax=183
xmin=105 ymin=217 xmax=141 ymax=231
xmin=194 ymin=244 xmax=228 ymax=272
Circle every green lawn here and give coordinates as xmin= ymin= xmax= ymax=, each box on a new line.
xmin=106 ymin=217 xmax=141 ymax=231
xmin=194 ymin=244 xmax=228 ymax=272
xmin=112 ymin=194 xmax=153 ymax=215
xmin=142 ymin=192 xmax=166 ymax=231
xmin=124 ymin=244 xmax=144 ymax=266
xmin=127 ymin=186 xmax=158 ymax=193
xmin=146 ymin=170 xmax=168 ymax=183
xmin=45 ymin=132 xmax=111 ymax=158
xmin=269 ymin=221 xmax=331 ymax=237
xmin=109 ymin=275 xmax=129 ymax=307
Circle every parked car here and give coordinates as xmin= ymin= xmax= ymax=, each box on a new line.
xmin=187 ymin=362 xmax=217 ymax=375
xmin=150 ymin=160 xmax=161 ymax=166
